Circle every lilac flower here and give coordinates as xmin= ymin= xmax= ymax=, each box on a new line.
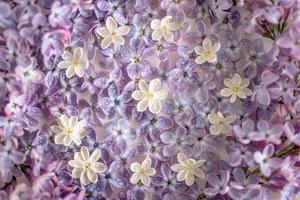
xmin=49 ymin=2 xmax=73 ymax=28
xmin=152 ymin=163 xmax=186 ymax=196
xmin=103 ymin=118 xmax=136 ymax=150
xmin=160 ymin=127 xmax=194 ymax=157
xmin=98 ymin=82 xmax=132 ymax=118
xmin=253 ymin=144 xmax=282 ymax=177
xmin=233 ymin=118 xmax=255 ymax=145
xmin=229 ymin=168 xmax=260 ymax=190
xmin=227 ymin=143 xmax=255 ymax=167
xmin=0 ymin=138 xmax=25 ymax=182
xmin=97 ymin=0 xmax=127 ymax=25
xmin=204 ymin=171 xmax=230 ymax=197
xmin=248 ymin=120 xmax=284 ymax=145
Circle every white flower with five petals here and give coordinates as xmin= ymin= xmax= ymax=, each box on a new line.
xmin=207 ymin=112 xmax=236 ymax=135
xmin=68 ymin=146 xmax=106 ymax=185
xmin=220 ymin=73 xmax=253 ymax=103
xmin=194 ymin=38 xmax=221 ymax=64
xmin=51 ymin=115 xmax=86 ymax=146
xmin=132 ymin=79 xmax=168 ymax=114
xmin=151 ymin=16 xmax=180 ymax=42
xmin=57 ymin=47 xmax=89 ymax=78
xmin=96 ymin=16 xmax=130 ymax=49
xmin=130 ymin=158 xmax=156 ymax=186
xmin=171 ymin=153 xmax=205 ymax=186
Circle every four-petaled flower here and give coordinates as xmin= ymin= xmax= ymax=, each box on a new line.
xmin=68 ymin=146 xmax=106 ymax=185
xmin=96 ymin=16 xmax=130 ymax=49
xmin=51 ymin=115 xmax=86 ymax=146
xmin=207 ymin=112 xmax=236 ymax=135
xmin=220 ymin=74 xmax=253 ymax=103
xmin=151 ymin=16 xmax=180 ymax=42
xmin=57 ymin=47 xmax=89 ymax=78
xmin=171 ymin=153 xmax=205 ymax=186
xmin=132 ymin=79 xmax=168 ymax=114
xmin=130 ymin=158 xmax=156 ymax=186
xmin=194 ymin=38 xmax=221 ymax=64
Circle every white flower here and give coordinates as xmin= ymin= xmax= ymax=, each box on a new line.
xmin=51 ymin=115 xmax=86 ymax=146
xmin=68 ymin=146 xmax=106 ymax=185
xmin=220 ymin=73 xmax=253 ymax=103
xmin=132 ymin=79 xmax=168 ymax=114
xmin=194 ymin=38 xmax=221 ymax=64
xmin=171 ymin=153 xmax=205 ymax=186
xmin=151 ymin=16 xmax=180 ymax=42
xmin=130 ymin=158 xmax=156 ymax=186
xmin=207 ymin=112 xmax=236 ymax=135
xmin=57 ymin=47 xmax=89 ymax=78
xmin=96 ymin=16 xmax=130 ymax=49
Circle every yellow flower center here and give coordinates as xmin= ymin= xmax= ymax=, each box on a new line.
xmin=64 ymin=128 xmax=73 ymax=135
xmin=218 ymin=120 xmax=225 ymax=125
xmin=138 ymin=167 xmax=145 ymax=174
xmin=186 ymin=164 xmax=194 ymax=172
xmin=72 ymin=60 xmax=78 ymax=67
xmin=205 ymin=51 xmax=214 ymax=59
xmin=160 ymin=24 xmax=169 ymax=33
xmin=132 ymin=56 xmax=140 ymax=63
xmin=232 ymin=87 xmax=240 ymax=92
xmin=111 ymin=32 xmax=117 ymax=36
xmin=147 ymin=92 xmax=154 ymax=99
xmin=83 ymin=162 xmax=91 ymax=169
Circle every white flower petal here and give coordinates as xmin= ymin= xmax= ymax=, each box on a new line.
xmin=149 ymin=79 xmax=161 ymax=92
xmin=106 ymin=16 xmax=117 ymax=33
xmin=80 ymin=146 xmax=90 ymax=162
xmin=142 ymin=158 xmax=152 ymax=167
xmin=195 ymin=55 xmax=206 ymax=65
xmin=177 ymin=170 xmax=187 ymax=181
xmin=130 ymin=173 xmax=140 ymax=184
xmin=117 ymin=26 xmax=130 ymax=36
xmin=112 ymin=35 xmax=125 ymax=45
xmin=150 ymin=19 xmax=161 ymax=29
xmin=72 ymin=168 xmax=82 ymax=178
xmin=138 ymin=80 xmax=149 ymax=93
xmin=155 ymin=89 xmax=168 ymax=100
xmin=57 ymin=61 xmax=72 ymax=69
xmin=74 ymin=47 xmax=83 ymax=59
xmin=51 ymin=125 xmax=63 ymax=134
xmin=185 ymin=173 xmax=195 ymax=186
xmin=203 ymin=38 xmax=213 ymax=50
xmin=130 ymin=162 xmax=141 ymax=172
xmin=220 ymin=88 xmax=234 ymax=97
xmin=63 ymin=135 xmax=72 ymax=146
xmin=141 ymin=174 xmax=150 ymax=186
xmin=163 ymin=31 xmax=174 ymax=42
xmin=207 ymin=114 xmax=219 ymax=124
xmin=89 ymin=149 xmax=101 ymax=163
xmin=54 ymin=134 xmax=64 ymax=144
xmin=62 ymin=51 xmax=73 ymax=61
xmin=177 ymin=153 xmax=189 ymax=165
xmin=132 ymin=90 xmax=146 ymax=100
xmin=87 ymin=169 xmax=98 ymax=183
xmin=75 ymin=66 xmax=84 ymax=77
xmin=210 ymin=124 xmax=223 ymax=135
xmin=92 ymin=162 xmax=106 ymax=173
xmin=101 ymin=37 xmax=112 ymax=49
xmin=212 ymin=42 xmax=221 ymax=53
xmin=195 ymin=46 xmax=204 ymax=55
xmin=80 ymin=170 xmax=89 ymax=185
xmin=96 ymin=27 xmax=110 ymax=37
xmin=232 ymin=74 xmax=242 ymax=86
xmin=152 ymin=30 xmax=163 ymax=41
xmin=68 ymin=160 xmax=82 ymax=168
xmin=171 ymin=164 xmax=184 ymax=172
xmin=149 ymin=99 xmax=161 ymax=114
xmin=137 ymin=99 xmax=148 ymax=112
xmin=66 ymin=67 xmax=75 ymax=78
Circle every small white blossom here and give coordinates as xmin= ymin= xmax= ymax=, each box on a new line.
xmin=57 ymin=47 xmax=89 ymax=78
xmin=96 ymin=16 xmax=130 ymax=49
xmin=171 ymin=153 xmax=205 ymax=186
xmin=130 ymin=158 xmax=156 ymax=186
xmin=220 ymin=73 xmax=253 ymax=103
xmin=132 ymin=79 xmax=168 ymax=114
xmin=151 ymin=16 xmax=179 ymax=42
xmin=68 ymin=146 xmax=106 ymax=185
xmin=51 ymin=115 xmax=86 ymax=146
xmin=194 ymin=38 xmax=221 ymax=64
xmin=207 ymin=112 xmax=236 ymax=135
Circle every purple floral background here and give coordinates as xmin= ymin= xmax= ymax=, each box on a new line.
xmin=1 ymin=0 xmax=300 ymax=199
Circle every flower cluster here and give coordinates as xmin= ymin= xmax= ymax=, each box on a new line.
xmin=0 ymin=0 xmax=300 ymax=200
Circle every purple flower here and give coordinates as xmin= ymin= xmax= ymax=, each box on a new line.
xmin=253 ymin=143 xmax=281 ymax=177
xmin=204 ymin=171 xmax=230 ymax=197
xmin=98 ymin=82 xmax=132 ymax=119
xmin=160 ymin=126 xmax=194 ymax=157
xmin=248 ymin=120 xmax=284 ymax=145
